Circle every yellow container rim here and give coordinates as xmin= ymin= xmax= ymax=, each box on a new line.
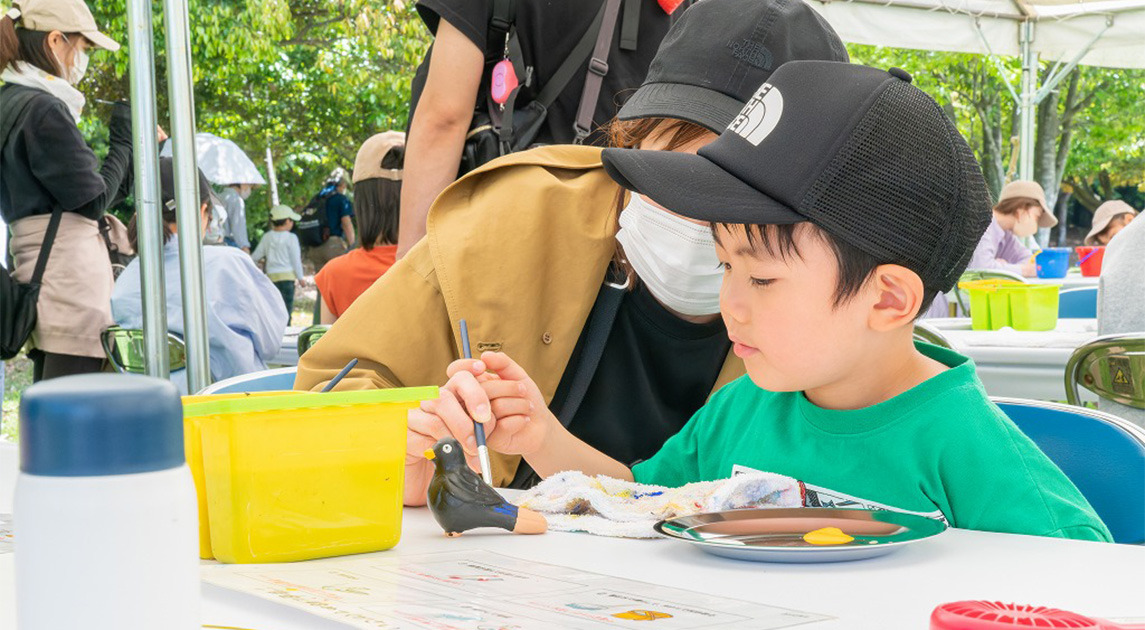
xmin=957 ymin=279 xmax=1024 ymax=292
xmin=183 ymin=386 xmax=439 ymax=417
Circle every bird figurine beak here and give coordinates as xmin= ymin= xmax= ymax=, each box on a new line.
xmin=424 ymin=449 xmax=435 ymax=460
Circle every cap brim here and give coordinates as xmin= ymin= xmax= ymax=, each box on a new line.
xmin=618 ymin=83 xmax=745 ymax=134
xmin=602 ymin=147 xmax=805 ymax=226
xmin=1038 ymin=206 xmax=1058 ymax=228
xmin=84 ymin=30 xmax=120 ymax=51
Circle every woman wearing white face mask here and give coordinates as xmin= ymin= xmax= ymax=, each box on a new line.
xmin=0 ymin=0 xmax=151 ymax=380
xmin=295 ymin=0 xmax=849 ymax=497
xmin=966 ymin=180 xmax=1059 ymax=277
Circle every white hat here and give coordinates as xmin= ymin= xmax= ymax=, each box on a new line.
xmin=1085 ymin=200 xmax=1137 ymax=246
xmin=269 ymin=205 xmax=301 ymax=222
xmin=8 ymin=0 xmax=120 ymax=51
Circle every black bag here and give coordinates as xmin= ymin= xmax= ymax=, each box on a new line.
xmin=1 ymin=86 xmax=62 ymax=360
xmin=1 ymin=207 xmax=62 ymax=360
xmin=455 ymin=0 xmax=623 ymax=177
xmin=296 ymin=188 xmax=336 ymax=247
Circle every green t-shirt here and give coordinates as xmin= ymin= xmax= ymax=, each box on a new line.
xmin=632 ymin=344 xmax=1111 ymax=542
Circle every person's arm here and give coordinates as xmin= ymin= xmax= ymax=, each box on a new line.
xmin=290 ymin=236 xmax=305 ymax=281
xmin=319 ymin=297 xmax=337 ymax=324
xmin=967 ymin=225 xmax=1030 ymax=276
xmin=250 ymin=234 xmax=267 ymax=263
xmin=396 ymin=19 xmax=484 ymax=257
xmin=340 ymin=214 xmax=355 ymax=249
xmin=27 ymin=100 xmax=133 ymax=220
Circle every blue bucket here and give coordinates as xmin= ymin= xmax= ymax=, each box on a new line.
xmin=1035 ymin=248 xmax=1070 ymax=278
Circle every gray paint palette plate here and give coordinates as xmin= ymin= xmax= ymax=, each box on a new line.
xmin=655 ymin=507 xmax=947 ymax=563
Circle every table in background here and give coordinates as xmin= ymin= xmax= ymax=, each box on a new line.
xmin=1026 ymin=269 xmax=1100 ymax=290
xmin=926 ymin=318 xmax=1098 ymax=402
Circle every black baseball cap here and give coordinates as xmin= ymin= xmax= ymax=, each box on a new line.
xmin=603 ymin=61 xmax=993 ymax=293
xmin=617 ymin=0 xmax=849 ymax=133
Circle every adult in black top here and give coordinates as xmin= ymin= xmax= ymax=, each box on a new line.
xmin=397 ymin=0 xmax=688 ymax=256
xmin=0 ymin=5 xmax=139 ymax=381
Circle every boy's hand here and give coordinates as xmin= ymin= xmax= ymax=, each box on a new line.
xmin=403 ymin=352 xmax=556 ymax=505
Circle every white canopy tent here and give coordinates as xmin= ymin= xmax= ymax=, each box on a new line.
xmin=807 ymin=0 xmax=1145 ymax=183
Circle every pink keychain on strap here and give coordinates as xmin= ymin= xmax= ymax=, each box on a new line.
xmin=491 ymin=58 xmax=519 ymax=105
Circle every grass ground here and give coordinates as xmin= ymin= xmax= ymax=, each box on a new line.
xmin=0 ymin=286 xmax=318 ymax=441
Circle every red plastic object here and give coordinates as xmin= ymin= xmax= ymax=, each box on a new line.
xmin=1076 ymin=246 xmax=1105 ymax=277
xmin=931 ymin=601 xmax=1145 ymax=630
xmin=490 ymin=59 xmax=518 ymax=105
xmin=658 ymin=0 xmax=686 ymax=13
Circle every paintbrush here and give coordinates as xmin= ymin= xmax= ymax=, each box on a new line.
xmin=459 ymin=320 xmax=494 ymax=486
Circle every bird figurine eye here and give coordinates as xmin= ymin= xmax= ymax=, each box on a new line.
xmin=442 ymin=444 xmax=453 ymax=454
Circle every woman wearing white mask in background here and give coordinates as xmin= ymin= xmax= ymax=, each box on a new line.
xmin=295 ymin=0 xmax=849 ymax=498
xmin=0 ymin=0 xmax=162 ymax=381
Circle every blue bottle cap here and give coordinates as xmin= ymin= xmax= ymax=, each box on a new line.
xmin=19 ymin=374 xmax=185 ymax=477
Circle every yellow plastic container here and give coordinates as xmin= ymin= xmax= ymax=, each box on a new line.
xmin=181 ymin=391 xmax=297 ymax=559
xmin=957 ymin=279 xmax=1059 ymax=331
xmin=183 ymin=387 xmax=436 ymax=563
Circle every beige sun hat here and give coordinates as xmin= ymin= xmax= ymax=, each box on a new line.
xmin=1085 ymin=200 xmax=1137 ymax=246
xmin=353 ymin=131 xmax=405 ymax=183
xmin=269 ymin=205 xmax=302 ymax=222
xmin=8 ymin=0 xmax=121 ymax=51
xmin=997 ymin=180 xmax=1058 ymax=228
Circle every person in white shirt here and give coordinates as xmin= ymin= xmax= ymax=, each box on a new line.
xmin=251 ymin=205 xmax=306 ymax=324
xmin=1097 ymin=213 xmax=1144 ymax=427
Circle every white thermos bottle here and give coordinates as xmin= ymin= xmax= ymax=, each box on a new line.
xmin=14 ymin=374 xmax=200 ymax=629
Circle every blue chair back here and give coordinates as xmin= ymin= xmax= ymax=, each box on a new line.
xmin=197 ymin=367 xmax=299 ymax=394
xmin=994 ymin=398 xmax=1145 ymax=544
xmin=1058 ymin=287 xmax=1097 ymax=318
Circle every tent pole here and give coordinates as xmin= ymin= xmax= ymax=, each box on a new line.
xmin=266 ymin=145 xmax=280 ymax=207
xmin=1018 ymin=20 xmax=1036 ymax=183
xmin=162 ymin=0 xmax=212 ymax=393
xmin=126 ymin=0 xmax=169 ymax=378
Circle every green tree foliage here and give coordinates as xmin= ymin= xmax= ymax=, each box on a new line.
xmin=847 ymin=44 xmax=1144 ymax=220
xmin=3 ymin=0 xmax=429 ymax=241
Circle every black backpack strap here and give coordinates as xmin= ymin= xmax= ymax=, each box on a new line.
xmin=486 ymin=0 xmax=517 ymax=64
xmin=620 ymin=0 xmax=641 ymax=51
xmin=572 ymin=0 xmax=622 ymax=143
xmin=556 ymin=263 xmax=629 ymax=428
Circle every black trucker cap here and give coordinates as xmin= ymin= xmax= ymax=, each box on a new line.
xmin=617 ymin=0 xmax=849 ymax=133
xmin=603 ymin=61 xmax=993 ymax=293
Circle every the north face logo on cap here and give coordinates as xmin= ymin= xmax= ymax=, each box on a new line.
xmin=729 ymin=83 xmax=783 ymax=146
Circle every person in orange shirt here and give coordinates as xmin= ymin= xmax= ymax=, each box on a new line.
xmin=314 ymin=132 xmax=404 ymax=323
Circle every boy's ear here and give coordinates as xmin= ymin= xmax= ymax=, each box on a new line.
xmin=868 ymin=264 xmax=925 ymax=331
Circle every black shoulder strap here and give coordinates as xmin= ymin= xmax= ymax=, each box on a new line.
xmin=486 ymin=0 xmax=517 ymax=64
xmin=620 ymin=0 xmax=641 ymax=51
xmin=556 ymin=263 xmax=629 ymax=428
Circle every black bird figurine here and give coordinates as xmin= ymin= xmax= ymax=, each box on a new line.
xmin=425 ymin=437 xmax=547 ymax=537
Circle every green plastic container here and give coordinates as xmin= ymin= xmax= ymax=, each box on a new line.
xmin=958 ymin=280 xmax=1059 ymax=331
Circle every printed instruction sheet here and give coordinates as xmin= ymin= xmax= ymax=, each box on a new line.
xmin=203 ymin=549 xmax=830 ymax=629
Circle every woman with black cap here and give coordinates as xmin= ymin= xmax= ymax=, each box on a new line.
xmin=295 ymin=0 xmax=849 ymax=500
xmin=0 ymin=0 xmax=156 ymax=381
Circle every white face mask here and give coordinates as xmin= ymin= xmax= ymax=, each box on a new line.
xmin=615 ymin=194 xmax=723 ymax=317
xmin=57 ymin=36 xmax=89 ymax=85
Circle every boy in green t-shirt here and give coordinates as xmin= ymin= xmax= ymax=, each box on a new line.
xmin=417 ymin=61 xmax=1110 ymax=541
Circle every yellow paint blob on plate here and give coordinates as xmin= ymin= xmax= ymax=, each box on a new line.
xmin=802 ymin=527 xmax=855 ymax=546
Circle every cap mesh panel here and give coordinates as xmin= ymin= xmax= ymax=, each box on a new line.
xmin=800 ymin=81 xmax=991 ymax=292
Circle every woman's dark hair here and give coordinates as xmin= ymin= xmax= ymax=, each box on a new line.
xmin=127 ymin=158 xmax=212 ymax=250
xmin=0 ymin=18 xmax=79 ymax=77
xmin=355 ymin=145 xmax=403 ymax=249
xmin=603 ymin=116 xmax=714 ymax=289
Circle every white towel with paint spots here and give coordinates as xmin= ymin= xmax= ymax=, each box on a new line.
xmin=515 ymin=471 xmax=801 ymax=538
